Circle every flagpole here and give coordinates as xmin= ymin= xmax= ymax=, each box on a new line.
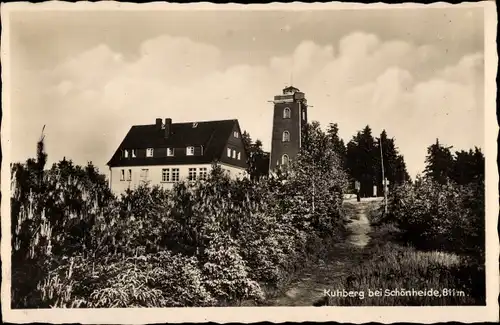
xmin=379 ymin=135 xmax=388 ymax=214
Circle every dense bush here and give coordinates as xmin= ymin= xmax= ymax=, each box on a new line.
xmin=386 ymin=178 xmax=484 ymax=259
xmin=34 ymin=252 xmax=215 ymax=308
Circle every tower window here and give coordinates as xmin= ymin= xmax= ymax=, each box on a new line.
xmin=282 ymin=130 xmax=290 ymax=142
xmin=302 ymin=110 xmax=306 ymax=120
xmin=233 ymin=131 xmax=239 ymax=138
xmin=282 ymin=154 xmax=290 ymax=165
xmin=186 ymin=146 xmax=195 ymax=156
xmin=283 ymin=107 xmax=291 ymax=119
xmin=146 ymin=148 xmax=154 ymax=157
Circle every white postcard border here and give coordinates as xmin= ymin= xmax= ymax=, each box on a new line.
xmin=1 ymin=1 xmax=498 ymax=323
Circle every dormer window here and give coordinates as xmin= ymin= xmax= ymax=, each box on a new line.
xmin=167 ymin=148 xmax=174 ymax=157
xmin=227 ymin=148 xmax=231 ymax=157
xmin=146 ymin=148 xmax=154 ymax=157
xmin=187 ymin=146 xmax=195 ymax=156
xmin=232 ymin=149 xmax=236 ymax=159
xmin=123 ymin=150 xmax=129 ymax=158
xmin=282 ymin=131 xmax=290 ymax=142
xmin=283 ymin=107 xmax=291 ymax=119
xmin=233 ymin=131 xmax=239 ymax=138
xmin=132 ymin=149 xmax=137 ymax=158
xmin=237 ymin=152 xmax=241 ymax=160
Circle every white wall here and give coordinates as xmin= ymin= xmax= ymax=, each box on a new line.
xmin=109 ymin=163 xmax=247 ymax=195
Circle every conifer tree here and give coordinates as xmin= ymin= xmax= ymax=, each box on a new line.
xmin=326 ymin=123 xmax=346 ymax=167
xmin=241 ymin=130 xmax=269 ymax=180
xmin=424 ymin=139 xmax=454 ymax=184
xmin=345 ymin=125 xmax=376 ymax=197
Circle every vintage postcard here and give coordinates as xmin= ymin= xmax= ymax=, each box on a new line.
xmin=1 ymin=1 xmax=498 ymax=323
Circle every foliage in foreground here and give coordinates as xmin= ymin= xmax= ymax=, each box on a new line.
xmin=362 ymin=142 xmax=486 ymax=306
xmin=11 ymin=122 xmax=348 ymax=308
xmin=386 ymin=178 xmax=484 ymax=258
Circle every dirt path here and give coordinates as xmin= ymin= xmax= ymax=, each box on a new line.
xmin=267 ymin=198 xmax=379 ymax=306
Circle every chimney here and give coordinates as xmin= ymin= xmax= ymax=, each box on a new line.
xmin=155 ymin=118 xmax=162 ymax=129
xmin=164 ymin=118 xmax=172 ymax=138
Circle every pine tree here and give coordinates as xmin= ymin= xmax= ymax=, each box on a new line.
xmin=241 ymin=131 xmax=252 ymax=155
xmin=345 ymin=125 xmax=377 ymax=197
xmin=424 ymin=138 xmax=454 ymax=184
xmin=241 ymin=130 xmax=269 ymax=181
xmin=451 ymin=147 xmax=484 ymax=185
xmin=326 ymin=123 xmax=346 ymax=167
xmin=374 ymin=130 xmax=411 ymax=195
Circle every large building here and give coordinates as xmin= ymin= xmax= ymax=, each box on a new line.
xmin=269 ymin=86 xmax=308 ymax=169
xmin=107 ymin=118 xmax=248 ymax=194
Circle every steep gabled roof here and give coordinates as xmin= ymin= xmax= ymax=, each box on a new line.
xmin=107 ymin=119 xmax=238 ymax=167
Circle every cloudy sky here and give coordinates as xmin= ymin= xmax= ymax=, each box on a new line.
xmin=8 ymin=5 xmax=485 ymax=178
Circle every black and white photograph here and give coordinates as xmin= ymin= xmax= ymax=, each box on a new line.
xmin=1 ymin=1 xmax=498 ymax=323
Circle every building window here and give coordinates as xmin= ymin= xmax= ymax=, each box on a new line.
xmin=123 ymin=150 xmax=129 ymax=158
xmin=132 ymin=149 xmax=136 ymax=158
xmin=186 ymin=146 xmax=195 ymax=156
xmin=162 ymin=168 xmax=170 ymax=182
xmin=127 ymin=169 xmax=132 ymax=181
xmin=232 ymin=149 xmax=236 ymax=159
xmin=120 ymin=169 xmax=125 ymax=181
xmin=199 ymin=167 xmax=208 ymax=180
xmin=237 ymin=152 xmax=241 ymax=160
xmin=146 ymin=148 xmax=154 ymax=157
xmin=302 ymin=110 xmax=306 ymax=120
xmin=140 ymin=169 xmax=149 ymax=181
xmin=188 ymin=168 xmax=197 ymax=181
xmin=282 ymin=130 xmax=290 ymax=142
xmin=227 ymin=148 xmax=231 ymax=158
xmin=167 ymin=148 xmax=174 ymax=157
xmin=172 ymin=168 xmax=180 ymax=182
xmin=282 ymin=154 xmax=290 ymax=165
xmin=234 ymin=131 xmax=239 ymax=138
xmin=283 ymin=107 xmax=291 ymax=119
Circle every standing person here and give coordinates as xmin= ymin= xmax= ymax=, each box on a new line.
xmin=355 ymin=181 xmax=361 ymax=202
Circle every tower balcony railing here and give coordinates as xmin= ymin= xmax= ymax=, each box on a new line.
xmin=273 ymin=94 xmax=294 ymax=103
xmin=273 ymin=91 xmax=305 ymax=103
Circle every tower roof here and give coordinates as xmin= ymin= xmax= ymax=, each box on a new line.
xmin=283 ymin=86 xmax=300 ymax=94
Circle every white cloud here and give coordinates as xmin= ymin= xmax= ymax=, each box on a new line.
xmin=12 ymin=32 xmax=484 ymax=178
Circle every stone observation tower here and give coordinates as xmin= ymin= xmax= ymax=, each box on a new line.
xmin=269 ymin=86 xmax=308 ymax=170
